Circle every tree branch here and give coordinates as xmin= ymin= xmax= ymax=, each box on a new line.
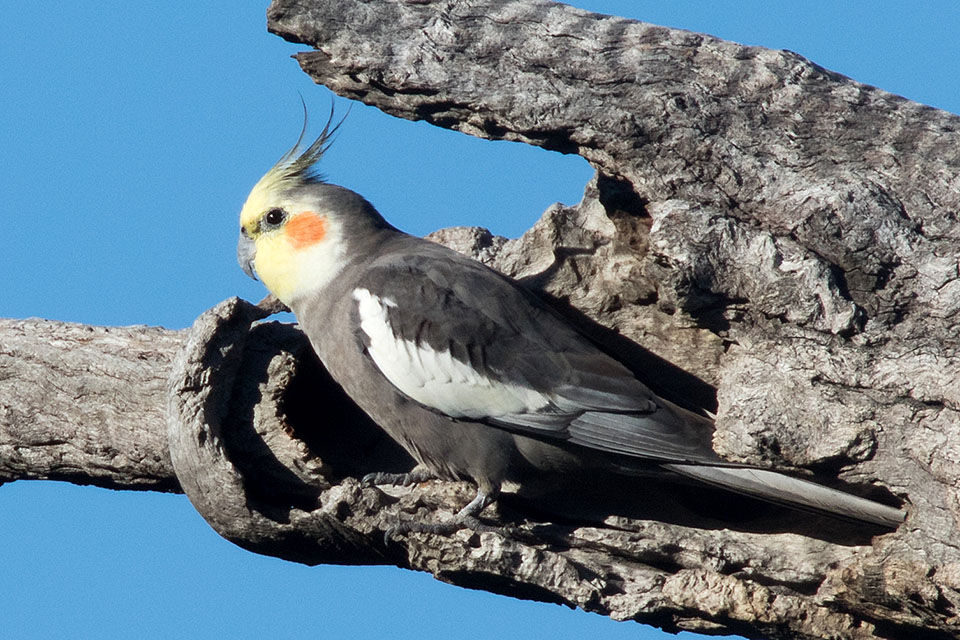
xmin=0 ymin=318 xmax=179 ymax=492
xmin=3 ymin=1 xmax=960 ymax=638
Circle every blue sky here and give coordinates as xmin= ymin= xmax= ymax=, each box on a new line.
xmin=2 ymin=2 xmax=958 ymax=639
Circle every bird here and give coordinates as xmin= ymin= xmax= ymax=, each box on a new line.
xmin=235 ymin=112 xmax=905 ymax=533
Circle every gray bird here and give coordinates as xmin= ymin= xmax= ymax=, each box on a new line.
xmin=236 ymin=119 xmax=905 ymax=532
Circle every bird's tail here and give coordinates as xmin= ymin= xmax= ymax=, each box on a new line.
xmin=663 ymin=463 xmax=905 ymax=528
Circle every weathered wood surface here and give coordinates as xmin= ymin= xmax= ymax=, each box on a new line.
xmin=3 ymin=1 xmax=959 ymax=638
xmin=0 ymin=319 xmax=179 ymax=491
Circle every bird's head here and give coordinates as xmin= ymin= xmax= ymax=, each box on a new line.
xmin=237 ymin=110 xmax=389 ymax=306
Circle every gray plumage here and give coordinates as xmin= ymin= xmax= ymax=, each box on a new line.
xmin=273 ymin=185 xmax=904 ymax=530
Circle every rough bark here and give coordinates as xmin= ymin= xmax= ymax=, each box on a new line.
xmin=0 ymin=319 xmax=179 ymax=492
xmin=3 ymin=1 xmax=960 ymax=638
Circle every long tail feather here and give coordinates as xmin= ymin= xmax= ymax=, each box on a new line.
xmin=663 ymin=463 xmax=905 ymax=528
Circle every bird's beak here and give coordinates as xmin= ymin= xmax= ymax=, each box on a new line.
xmin=237 ymin=230 xmax=258 ymax=281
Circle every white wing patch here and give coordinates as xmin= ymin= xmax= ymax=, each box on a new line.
xmin=353 ymin=288 xmax=551 ymax=418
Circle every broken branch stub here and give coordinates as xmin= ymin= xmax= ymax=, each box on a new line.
xmin=165 ymin=296 xmax=413 ymax=565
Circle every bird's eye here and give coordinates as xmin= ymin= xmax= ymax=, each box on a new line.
xmin=264 ymin=207 xmax=287 ymax=227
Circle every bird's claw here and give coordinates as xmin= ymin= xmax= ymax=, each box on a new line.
xmin=379 ymin=488 xmax=501 ymax=545
xmin=361 ymin=469 xmax=435 ymax=488
xmin=381 ymin=514 xmax=501 ymax=546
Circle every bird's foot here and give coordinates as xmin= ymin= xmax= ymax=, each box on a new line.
xmin=361 ymin=468 xmax=436 ymax=488
xmin=382 ymin=490 xmax=500 ymax=544
xmin=384 ymin=515 xmax=500 ymax=540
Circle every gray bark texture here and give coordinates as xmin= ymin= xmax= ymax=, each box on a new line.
xmin=2 ymin=1 xmax=959 ymax=638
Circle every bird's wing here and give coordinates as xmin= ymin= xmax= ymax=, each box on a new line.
xmin=350 ymin=243 xmax=720 ymax=465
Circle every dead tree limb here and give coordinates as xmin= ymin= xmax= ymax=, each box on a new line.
xmin=3 ymin=1 xmax=960 ymax=638
xmin=0 ymin=319 xmax=178 ymax=492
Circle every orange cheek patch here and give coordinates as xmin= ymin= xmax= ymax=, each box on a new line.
xmin=286 ymin=212 xmax=328 ymax=249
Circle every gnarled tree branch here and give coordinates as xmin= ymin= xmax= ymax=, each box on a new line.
xmin=3 ymin=1 xmax=959 ymax=638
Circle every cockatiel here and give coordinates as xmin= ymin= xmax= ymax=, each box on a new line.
xmin=236 ymin=115 xmax=904 ymax=532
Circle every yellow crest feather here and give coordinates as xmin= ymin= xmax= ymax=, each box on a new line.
xmin=255 ymin=101 xmax=345 ymax=194
xmin=240 ymin=101 xmax=347 ymax=230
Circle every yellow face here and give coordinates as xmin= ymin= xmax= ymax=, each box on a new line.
xmin=238 ymin=185 xmax=343 ymax=306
